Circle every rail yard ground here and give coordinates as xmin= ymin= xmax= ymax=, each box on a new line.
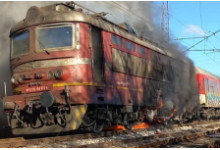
xmin=1 ymin=120 xmax=220 ymax=148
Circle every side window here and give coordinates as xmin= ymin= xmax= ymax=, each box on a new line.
xmin=12 ymin=30 xmax=30 ymax=56
xmin=111 ymin=35 xmax=122 ymax=46
xmin=210 ymin=80 xmax=214 ymax=93
xmin=206 ymin=78 xmax=209 ymax=92
xmin=215 ymin=82 xmax=219 ymax=94
xmin=137 ymin=45 xmax=145 ymax=55
xmin=125 ymin=40 xmax=135 ymax=51
xmin=202 ymin=78 xmax=205 ymax=91
xmin=219 ymin=82 xmax=220 ymax=93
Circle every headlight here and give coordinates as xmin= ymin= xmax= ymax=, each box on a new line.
xmin=18 ymin=76 xmax=24 ymax=83
xmin=11 ymin=77 xmax=16 ymax=83
xmin=35 ymin=73 xmax=44 ymax=79
xmin=48 ymin=71 xmax=54 ymax=79
xmin=54 ymin=70 xmax=63 ymax=79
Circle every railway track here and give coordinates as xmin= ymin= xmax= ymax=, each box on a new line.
xmin=0 ymin=130 xmax=125 ymax=148
xmin=163 ymin=131 xmax=220 ymax=148
xmin=78 ymin=124 xmax=220 ymax=148
xmin=1 ymin=120 xmax=220 ymax=148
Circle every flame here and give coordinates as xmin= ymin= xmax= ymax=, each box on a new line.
xmin=132 ymin=122 xmax=149 ymax=130
xmin=159 ymin=100 xmax=164 ymax=108
xmin=152 ymin=100 xmax=164 ymax=109
xmin=170 ymin=113 xmax=174 ymax=117
xmin=158 ymin=117 xmax=166 ymax=124
xmin=170 ymin=108 xmax=177 ymax=118
xmin=104 ymin=125 xmax=126 ymax=131
xmin=16 ymin=100 xmax=23 ymax=103
xmin=104 ymin=123 xmax=149 ymax=131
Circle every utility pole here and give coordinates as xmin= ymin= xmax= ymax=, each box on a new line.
xmin=161 ymin=1 xmax=169 ymax=41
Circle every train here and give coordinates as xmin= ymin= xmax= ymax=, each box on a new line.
xmin=196 ymin=67 xmax=220 ymax=119
xmin=0 ymin=2 xmax=219 ymax=135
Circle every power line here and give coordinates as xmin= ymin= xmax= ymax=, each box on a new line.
xmin=110 ymin=2 xmax=146 ymax=22
xmin=173 ymin=36 xmax=208 ymax=40
xmin=199 ymin=2 xmax=204 ymax=31
xmin=189 ymin=49 xmax=220 ymax=51
xmin=183 ymin=29 xmax=220 ymax=52
xmin=203 ymin=52 xmax=220 ymax=66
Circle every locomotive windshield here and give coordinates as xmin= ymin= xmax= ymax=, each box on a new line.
xmin=11 ymin=31 xmax=30 ymax=57
xmin=37 ymin=25 xmax=73 ymax=51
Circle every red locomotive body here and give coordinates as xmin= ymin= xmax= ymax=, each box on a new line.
xmin=1 ymin=2 xmax=199 ymax=135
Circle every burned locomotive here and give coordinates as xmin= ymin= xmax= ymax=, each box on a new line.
xmin=1 ymin=2 xmax=200 ymax=135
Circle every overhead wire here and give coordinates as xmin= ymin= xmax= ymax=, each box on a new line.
xmin=199 ymin=2 xmax=204 ymax=32
xmin=105 ymin=1 xmax=146 ymax=22
xmin=189 ymin=49 xmax=220 ymax=51
xmin=184 ymin=29 xmax=220 ymax=52
xmin=203 ymin=52 xmax=220 ymax=65
xmin=199 ymin=2 xmax=208 ymax=53
xmin=199 ymin=2 xmax=218 ymax=56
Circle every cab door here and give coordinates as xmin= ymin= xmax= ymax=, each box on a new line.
xmin=91 ymin=26 xmax=106 ymax=104
xmin=91 ymin=26 xmax=105 ymax=83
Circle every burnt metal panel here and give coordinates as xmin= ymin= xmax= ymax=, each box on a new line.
xmin=112 ymin=48 xmax=166 ymax=80
xmin=13 ymin=58 xmax=91 ymax=73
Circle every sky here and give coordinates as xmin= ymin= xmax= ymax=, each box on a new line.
xmin=154 ymin=1 xmax=220 ymax=77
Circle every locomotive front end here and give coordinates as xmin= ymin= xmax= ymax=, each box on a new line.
xmin=3 ymin=4 xmax=93 ymax=135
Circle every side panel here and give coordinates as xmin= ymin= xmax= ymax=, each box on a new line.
xmin=102 ymin=31 xmax=170 ymax=107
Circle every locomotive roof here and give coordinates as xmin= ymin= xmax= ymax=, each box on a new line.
xmin=195 ymin=67 xmax=220 ymax=80
xmin=10 ymin=3 xmax=175 ymax=58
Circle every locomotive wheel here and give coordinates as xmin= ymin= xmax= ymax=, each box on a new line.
xmin=30 ymin=116 xmax=44 ymax=129
xmin=93 ymin=119 xmax=104 ymax=133
xmin=125 ymin=123 xmax=132 ymax=130
xmin=0 ymin=98 xmax=3 ymax=111
xmin=82 ymin=114 xmax=95 ymax=127
xmin=123 ymin=113 xmax=132 ymax=130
